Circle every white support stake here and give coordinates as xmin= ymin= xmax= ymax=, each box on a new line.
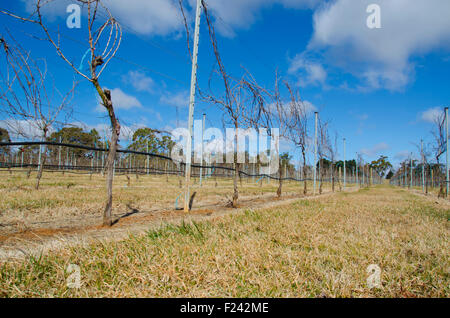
xmin=58 ymin=136 xmax=62 ymax=169
xmin=200 ymin=113 xmax=205 ymax=186
xmin=421 ymin=139 xmax=425 ymax=193
xmin=446 ymin=107 xmax=449 ymax=197
xmin=313 ymin=112 xmax=318 ymax=195
xmin=184 ymin=0 xmax=202 ymax=212
xmin=343 ymin=138 xmax=346 ymax=190
xmin=146 ymin=140 xmax=149 ymax=175
xmin=410 ymin=153 xmax=413 ymax=189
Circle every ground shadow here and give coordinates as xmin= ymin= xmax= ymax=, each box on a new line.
xmin=112 ymin=205 xmax=140 ymax=226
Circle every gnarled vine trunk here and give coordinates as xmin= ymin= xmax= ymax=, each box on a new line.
xmin=35 ymin=154 xmax=45 ymax=190
xmin=302 ymin=150 xmax=307 ymax=195
xmin=331 ymin=164 xmax=335 ymax=192
xmin=277 ymin=164 xmax=283 ymax=198
xmin=233 ymin=160 xmax=239 ymax=207
xmin=35 ymin=130 xmax=48 ymax=190
xmin=94 ymin=80 xmax=121 ymax=227
xmin=232 ymin=125 xmax=239 ymax=208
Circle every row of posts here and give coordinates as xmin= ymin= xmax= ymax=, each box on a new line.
xmin=390 ymin=107 xmax=448 ymax=197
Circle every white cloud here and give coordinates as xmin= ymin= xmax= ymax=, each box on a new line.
xmin=23 ymin=0 xmax=450 ymax=92
xmin=24 ymin=0 xmax=318 ymax=38
xmin=90 ymin=0 xmax=320 ymax=38
xmin=163 ymin=119 xmax=188 ymax=133
xmin=301 ymin=100 xmax=317 ymax=114
xmin=419 ymin=107 xmax=444 ymax=124
xmin=21 ymin=0 xmax=70 ymax=20
xmin=160 ymin=90 xmax=189 ymax=108
xmin=360 ymin=142 xmax=389 ymax=157
xmin=96 ymin=88 xmax=142 ymax=112
xmin=288 ymin=54 xmax=327 ymax=87
xmin=0 ymin=119 xmax=53 ymax=139
xmin=22 ymin=0 xmax=184 ymax=36
xmin=307 ymin=0 xmax=450 ymax=91
xmin=122 ymin=70 xmax=155 ymax=93
xmin=103 ymin=0 xmax=183 ymax=36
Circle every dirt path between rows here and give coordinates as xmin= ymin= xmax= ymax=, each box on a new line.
xmin=0 ymin=187 xmax=359 ymax=261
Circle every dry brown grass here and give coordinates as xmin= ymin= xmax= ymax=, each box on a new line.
xmin=0 ymin=169 xmax=332 ymax=234
xmin=0 ymin=184 xmax=448 ymax=298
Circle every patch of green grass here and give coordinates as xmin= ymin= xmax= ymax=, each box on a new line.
xmin=147 ymin=220 xmax=205 ymax=241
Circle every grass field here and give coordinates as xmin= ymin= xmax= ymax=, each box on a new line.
xmin=0 ymin=169 xmax=334 ymax=234
xmin=0 ymin=180 xmax=448 ymax=297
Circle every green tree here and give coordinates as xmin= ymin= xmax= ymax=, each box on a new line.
xmin=128 ymin=128 xmax=174 ymax=155
xmin=158 ymin=135 xmax=175 ymax=155
xmin=0 ymin=128 xmax=10 ymax=143
xmin=0 ymin=128 xmax=11 ymax=157
xmin=276 ymin=152 xmax=293 ymax=198
xmin=334 ymin=159 xmax=356 ymax=174
xmin=280 ymin=152 xmax=292 ymax=168
xmin=128 ymin=128 xmax=159 ymax=153
xmin=370 ymin=155 xmax=393 ymax=177
xmin=48 ymin=127 xmax=102 ymax=159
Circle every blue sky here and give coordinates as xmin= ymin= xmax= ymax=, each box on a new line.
xmin=1 ymin=0 xmax=449 ymax=167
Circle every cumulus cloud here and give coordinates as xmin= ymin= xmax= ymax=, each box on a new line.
xmin=0 ymin=119 xmax=50 ymax=139
xmin=23 ymin=0 xmax=450 ymax=92
xmin=160 ymin=90 xmax=189 ymax=108
xmin=419 ymin=107 xmax=444 ymax=124
xmin=122 ymin=70 xmax=155 ymax=93
xmin=360 ymin=142 xmax=389 ymax=157
xmin=97 ymin=0 xmax=320 ymax=38
xmin=307 ymin=0 xmax=450 ymax=91
xmin=21 ymin=0 xmax=70 ymax=20
xmin=21 ymin=0 xmax=319 ymax=38
xmin=288 ymin=54 xmax=327 ymax=87
xmin=21 ymin=0 xmax=183 ymax=36
xmin=96 ymin=88 xmax=142 ymax=112
xmin=103 ymin=0 xmax=183 ymax=36
xmin=302 ymin=100 xmax=318 ymax=114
